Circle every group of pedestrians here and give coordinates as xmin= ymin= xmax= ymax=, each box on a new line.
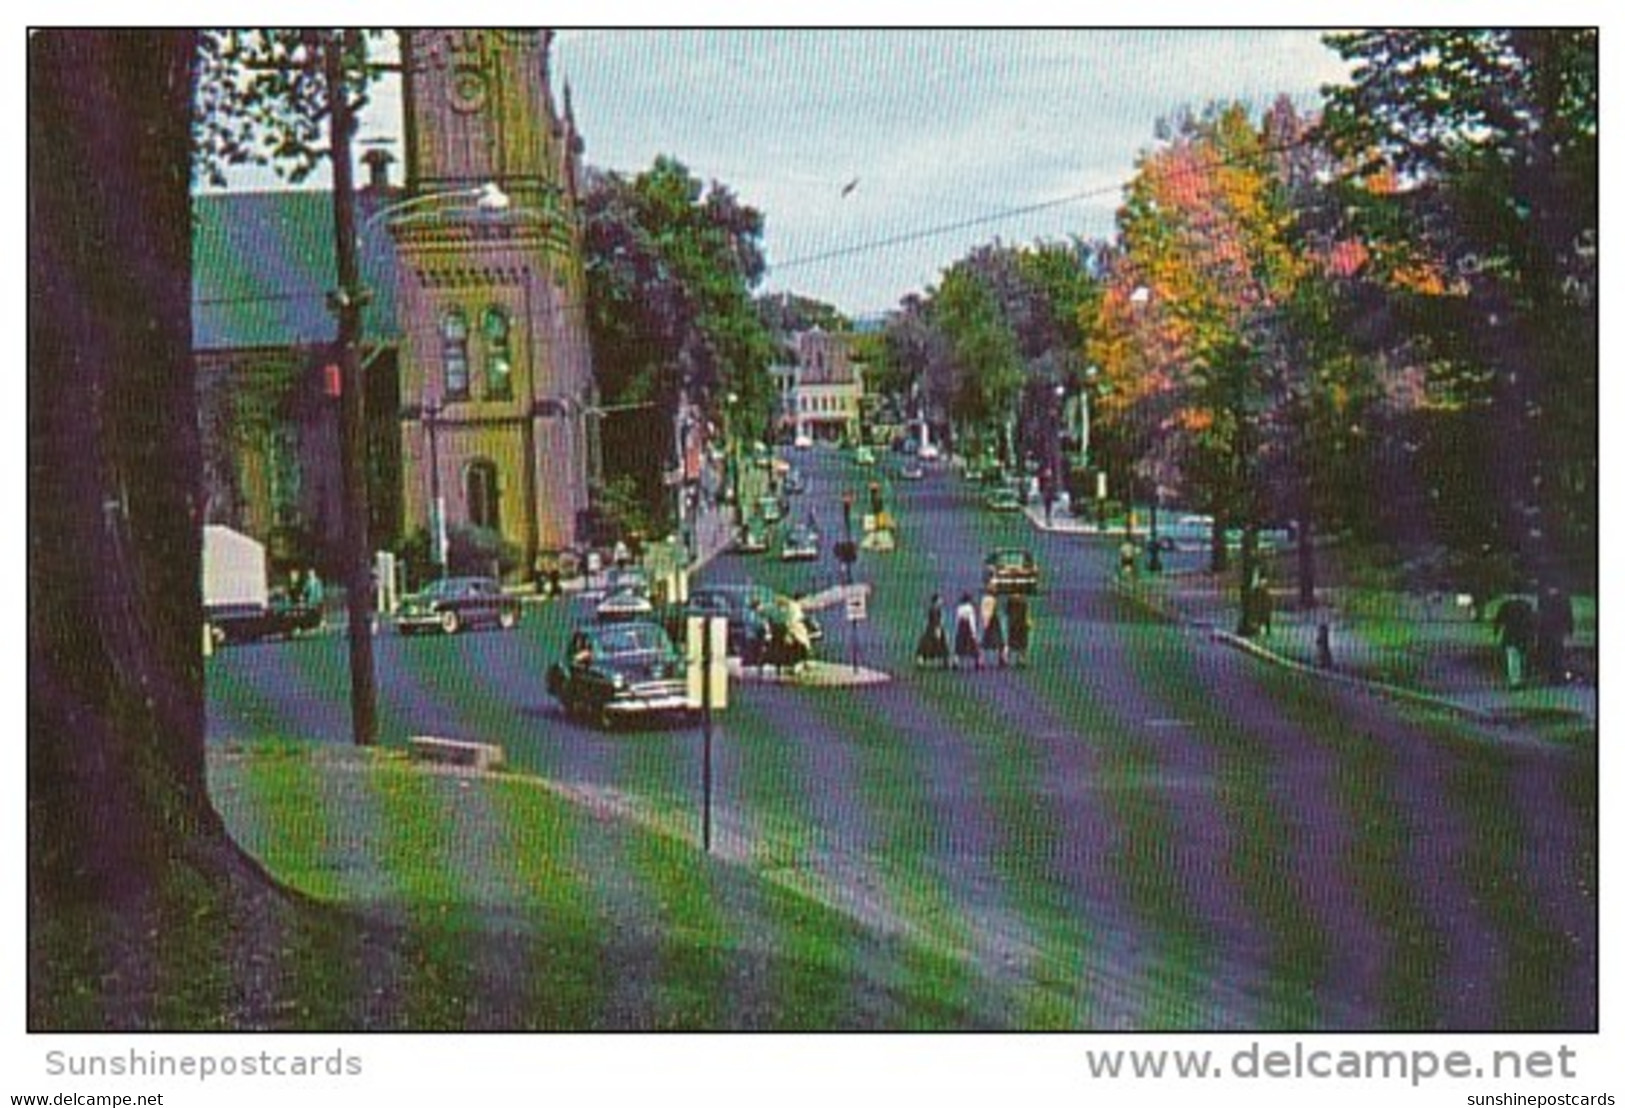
xmin=916 ymin=590 xmax=1032 ymax=669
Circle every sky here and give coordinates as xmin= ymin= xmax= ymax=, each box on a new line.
xmin=249 ymin=29 xmax=1354 ymax=319
xmin=551 ymin=30 xmax=1352 ymax=316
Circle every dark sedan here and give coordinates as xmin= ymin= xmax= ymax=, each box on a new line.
xmin=205 ymin=594 xmax=324 ymax=647
xmin=545 ymin=621 xmax=692 ymax=728
xmin=395 ymin=576 xmax=521 ymax=635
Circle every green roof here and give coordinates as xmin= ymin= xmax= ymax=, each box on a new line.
xmin=192 ymin=189 xmax=402 ymax=351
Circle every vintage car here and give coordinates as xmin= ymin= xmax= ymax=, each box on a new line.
xmin=983 ymin=484 xmax=1023 ymax=513
xmin=205 ymin=592 xmax=324 ymax=647
xmin=733 ymin=522 xmax=770 ymax=555
xmin=757 ymin=494 xmax=786 ymax=524
xmin=780 ymin=524 xmax=820 ymax=562
xmin=595 ymin=566 xmax=654 ymax=621
xmin=546 ymin=621 xmax=692 ymax=727
xmin=395 ymin=576 xmax=521 ymax=635
xmin=983 ymin=548 xmax=1040 ymax=595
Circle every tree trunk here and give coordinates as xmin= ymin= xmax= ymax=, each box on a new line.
xmin=28 ymin=31 xmax=257 ymax=914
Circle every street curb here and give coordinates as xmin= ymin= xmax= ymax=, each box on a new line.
xmin=1105 ymin=576 xmax=1521 ymax=727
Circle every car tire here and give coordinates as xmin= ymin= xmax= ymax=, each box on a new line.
xmin=498 ymin=607 xmax=518 ymax=631
xmin=439 ymin=610 xmax=461 ymax=635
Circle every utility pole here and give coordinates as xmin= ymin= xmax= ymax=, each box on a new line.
xmin=325 ymin=30 xmax=377 ymax=746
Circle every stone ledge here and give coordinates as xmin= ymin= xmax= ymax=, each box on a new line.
xmin=407 ymin=736 xmax=505 ymax=772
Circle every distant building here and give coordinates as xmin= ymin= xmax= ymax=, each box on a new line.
xmin=193 ymin=29 xmax=598 ymax=580
xmin=770 ymin=329 xmax=866 ymax=444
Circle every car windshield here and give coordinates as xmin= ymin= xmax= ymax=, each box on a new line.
xmin=423 ymin=577 xmax=482 ymax=598
xmin=589 ymin=624 xmax=671 ymax=657
xmin=990 ymin=550 xmax=1032 ymax=567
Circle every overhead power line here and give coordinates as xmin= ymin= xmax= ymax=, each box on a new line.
xmin=769 ymin=184 xmax=1118 ymax=273
xmin=767 ymin=132 xmax=1320 ymax=275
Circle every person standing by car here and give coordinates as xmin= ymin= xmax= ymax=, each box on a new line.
xmin=979 ymin=590 xmax=1006 ymax=667
xmin=953 ymin=592 xmax=980 ymax=670
xmin=1493 ymin=594 xmax=1536 ymax=689
xmin=916 ymin=592 xmax=950 ymax=667
xmin=1005 ymin=592 xmax=1031 ymax=667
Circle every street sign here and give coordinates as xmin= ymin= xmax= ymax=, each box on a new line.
xmin=686 ymin=615 xmax=728 ymax=710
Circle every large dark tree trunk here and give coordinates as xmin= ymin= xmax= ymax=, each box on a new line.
xmin=28 ymin=32 xmax=255 ymax=915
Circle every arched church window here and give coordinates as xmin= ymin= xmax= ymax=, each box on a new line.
xmin=442 ymin=309 xmax=470 ymax=400
xmin=466 ymin=459 xmax=501 ymax=534
xmin=483 ymin=307 xmax=513 ymax=400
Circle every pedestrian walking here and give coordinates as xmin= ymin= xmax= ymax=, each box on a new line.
xmin=1493 ymin=595 xmax=1535 ymax=689
xmin=915 ymin=592 xmax=950 ymax=667
xmin=953 ymin=592 xmax=980 ymax=670
xmin=1534 ymin=584 xmax=1574 ymax=684
xmin=980 ymin=591 xmax=1007 ymax=667
xmin=1005 ymin=592 xmax=1031 ymax=666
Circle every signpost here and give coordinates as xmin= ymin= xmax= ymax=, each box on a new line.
xmin=687 ymin=615 xmax=728 ymax=852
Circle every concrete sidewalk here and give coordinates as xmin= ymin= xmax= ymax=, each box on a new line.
xmin=1022 ymin=504 xmax=1597 ymax=733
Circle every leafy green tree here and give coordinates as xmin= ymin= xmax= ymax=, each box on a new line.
xmin=582 ymin=157 xmax=777 ymax=529
xmin=1318 ymin=29 xmax=1598 ymax=586
xmin=192 ymin=30 xmax=389 ymax=186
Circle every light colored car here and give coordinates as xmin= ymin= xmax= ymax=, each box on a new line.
xmin=984 ymin=548 xmax=1039 ymax=595
xmin=733 ymin=523 xmax=769 ymax=554
xmin=918 ymin=442 xmax=941 ymax=461
xmin=780 ymin=524 xmax=820 ymax=562
xmin=984 ymin=485 xmax=1022 ymax=513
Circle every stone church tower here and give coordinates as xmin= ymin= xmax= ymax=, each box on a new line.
xmin=393 ymin=29 xmax=597 ymax=573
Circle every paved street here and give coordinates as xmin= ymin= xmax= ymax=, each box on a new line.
xmin=206 ymin=445 xmax=1597 ymax=1029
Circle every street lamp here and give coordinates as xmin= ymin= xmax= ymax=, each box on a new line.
xmin=423 ymin=398 xmax=447 ymax=578
xmin=726 ymin=391 xmax=742 ymax=527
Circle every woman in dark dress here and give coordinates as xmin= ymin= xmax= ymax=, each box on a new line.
xmin=953 ymin=592 xmax=981 ymax=670
xmin=916 ymin=592 xmax=950 ymax=666
xmin=1005 ymin=592 xmax=1030 ymax=666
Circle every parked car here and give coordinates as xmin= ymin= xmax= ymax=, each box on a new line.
xmin=395 ymin=576 xmax=521 ymax=635
xmin=793 ymin=431 xmax=813 ymax=449
xmin=984 ymin=484 xmax=1023 ymax=513
xmin=780 ymin=524 xmax=820 ymax=562
xmin=757 ymin=494 xmax=786 ymax=524
xmin=596 ymin=586 xmax=654 ymax=622
xmin=917 ymin=442 xmax=941 ymax=461
xmin=984 ymin=548 xmax=1040 ymax=595
xmin=733 ymin=522 xmax=770 ymax=554
xmin=546 ymin=621 xmax=692 ymax=728
xmin=205 ymin=591 xmax=324 ymax=647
